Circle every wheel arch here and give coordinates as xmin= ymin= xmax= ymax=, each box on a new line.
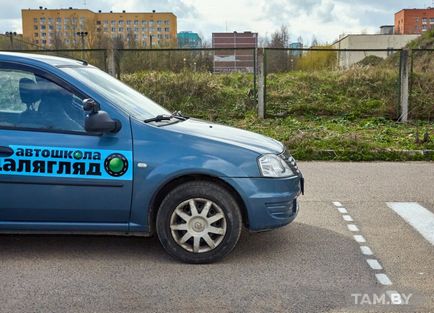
xmin=148 ymin=174 xmax=249 ymax=234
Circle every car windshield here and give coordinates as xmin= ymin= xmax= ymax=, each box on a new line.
xmin=60 ymin=66 xmax=170 ymax=119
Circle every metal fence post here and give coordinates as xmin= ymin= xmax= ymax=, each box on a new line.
xmin=106 ymin=49 xmax=117 ymax=77
xmin=399 ymin=48 xmax=410 ymax=122
xmin=257 ymin=48 xmax=265 ymax=119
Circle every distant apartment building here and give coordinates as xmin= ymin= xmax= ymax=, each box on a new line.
xmin=212 ymin=31 xmax=258 ymax=72
xmin=395 ymin=8 xmax=434 ymax=34
xmin=177 ymin=31 xmax=202 ymax=48
xmin=21 ymin=7 xmax=177 ymax=48
xmin=333 ymin=32 xmax=419 ymax=68
xmin=289 ymin=42 xmax=303 ymax=57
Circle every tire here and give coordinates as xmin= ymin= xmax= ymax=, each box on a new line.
xmin=156 ymin=181 xmax=242 ymax=264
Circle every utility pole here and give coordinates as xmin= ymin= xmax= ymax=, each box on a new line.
xmin=5 ymin=32 xmax=17 ymax=49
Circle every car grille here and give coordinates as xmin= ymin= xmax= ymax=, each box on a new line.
xmin=279 ymin=150 xmax=301 ymax=176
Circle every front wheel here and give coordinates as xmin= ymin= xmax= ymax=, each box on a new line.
xmin=156 ymin=181 xmax=242 ymax=263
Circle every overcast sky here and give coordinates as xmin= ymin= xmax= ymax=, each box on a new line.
xmin=0 ymin=0 xmax=430 ymax=44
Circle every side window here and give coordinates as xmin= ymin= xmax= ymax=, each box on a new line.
xmin=0 ymin=68 xmax=85 ymax=132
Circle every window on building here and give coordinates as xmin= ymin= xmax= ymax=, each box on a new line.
xmin=42 ymin=39 xmax=47 ymax=44
xmin=165 ymin=34 xmax=170 ymax=39
xmin=149 ymin=20 xmax=154 ymax=26
xmin=422 ymin=18 xmax=427 ymax=24
xmin=142 ymin=41 xmax=147 ymax=47
xmin=34 ymin=33 xmax=38 ymax=37
xmin=57 ymin=18 xmax=62 ymax=23
xmin=422 ymin=25 xmax=427 ymax=31
xmin=118 ymin=20 xmax=124 ymax=25
xmin=143 ymin=34 xmax=148 ymax=39
xmin=142 ymin=27 xmax=147 ymax=32
xmin=103 ymin=27 xmax=108 ymax=32
xmin=41 ymin=33 xmax=46 ymax=37
xmin=165 ymin=27 xmax=170 ymax=32
xmin=164 ymin=20 xmax=170 ymax=25
xmin=142 ymin=20 xmax=147 ymax=25
xmin=134 ymin=20 xmax=138 ymax=25
xmin=111 ymin=20 xmax=116 ymax=25
xmin=157 ymin=34 xmax=163 ymax=39
xmin=34 ymin=25 xmax=38 ymax=30
xmin=150 ymin=27 xmax=155 ymax=32
xmin=40 ymin=18 xmax=46 ymax=24
xmin=49 ymin=25 xmax=54 ymax=30
xmin=430 ymin=18 xmax=434 ymax=24
xmin=72 ymin=18 xmax=77 ymax=24
xmin=64 ymin=18 xmax=70 ymax=24
xmin=41 ymin=25 xmax=46 ymax=30
xmin=119 ymin=27 xmax=124 ymax=32
xmin=157 ymin=20 xmax=162 ymax=25
xmin=126 ymin=20 xmax=132 ymax=25
xmin=103 ymin=20 xmax=108 ymax=25
xmin=56 ymin=25 xmax=62 ymax=31
xmin=48 ymin=18 xmax=53 ymax=24
xmin=126 ymin=27 xmax=131 ymax=32
xmin=416 ymin=17 xmax=419 ymax=22
xmin=111 ymin=27 xmax=116 ymax=32
xmin=96 ymin=20 xmax=101 ymax=25
xmin=34 ymin=39 xmax=39 ymax=44
xmin=134 ymin=27 xmax=138 ymax=32
xmin=157 ymin=27 xmax=162 ymax=32
xmin=33 ymin=18 xmax=38 ymax=23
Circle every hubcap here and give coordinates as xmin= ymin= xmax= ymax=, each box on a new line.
xmin=170 ymin=198 xmax=227 ymax=253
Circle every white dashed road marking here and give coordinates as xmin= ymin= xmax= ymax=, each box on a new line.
xmin=375 ymin=273 xmax=392 ymax=286
xmin=347 ymin=224 xmax=359 ymax=232
xmin=333 ymin=201 xmax=402 ymax=295
xmin=386 ymin=291 xmax=404 ymax=304
xmin=360 ymin=246 xmax=373 ymax=255
xmin=342 ymin=215 xmax=353 ymax=222
xmin=337 ymin=207 xmax=348 ymax=214
xmin=387 ymin=202 xmax=434 ymax=246
xmin=366 ymin=259 xmax=383 ymax=270
xmin=353 ymin=235 xmax=366 ymax=243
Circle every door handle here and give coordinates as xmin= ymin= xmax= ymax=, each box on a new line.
xmin=0 ymin=146 xmax=14 ymax=157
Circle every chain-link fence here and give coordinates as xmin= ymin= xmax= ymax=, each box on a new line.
xmin=116 ymin=48 xmax=257 ymax=120
xmin=1 ymin=47 xmax=432 ymax=121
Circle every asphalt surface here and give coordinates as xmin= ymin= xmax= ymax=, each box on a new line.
xmin=0 ymin=162 xmax=433 ymax=313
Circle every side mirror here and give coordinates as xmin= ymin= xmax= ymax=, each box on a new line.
xmin=83 ymin=99 xmax=121 ymax=133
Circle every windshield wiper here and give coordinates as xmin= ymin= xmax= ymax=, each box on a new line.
xmin=143 ymin=115 xmax=174 ymax=123
xmin=144 ymin=112 xmax=189 ymax=124
xmin=172 ymin=111 xmax=189 ymax=120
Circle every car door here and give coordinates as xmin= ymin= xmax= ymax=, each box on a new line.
xmin=0 ymin=62 xmax=133 ymax=231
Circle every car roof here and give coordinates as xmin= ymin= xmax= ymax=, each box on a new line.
xmin=0 ymin=51 xmax=87 ymax=67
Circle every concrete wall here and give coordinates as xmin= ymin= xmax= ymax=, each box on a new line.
xmin=333 ymin=34 xmax=419 ymax=68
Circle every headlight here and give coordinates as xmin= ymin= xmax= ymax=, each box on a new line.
xmin=258 ymin=154 xmax=295 ymax=178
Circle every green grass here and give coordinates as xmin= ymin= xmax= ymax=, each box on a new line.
xmin=221 ymin=115 xmax=434 ymax=161
xmin=121 ymin=63 xmax=433 ymax=161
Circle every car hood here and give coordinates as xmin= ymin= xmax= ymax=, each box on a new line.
xmin=164 ymin=118 xmax=284 ymax=155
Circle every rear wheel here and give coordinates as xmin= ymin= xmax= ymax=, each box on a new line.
xmin=156 ymin=181 xmax=242 ymax=263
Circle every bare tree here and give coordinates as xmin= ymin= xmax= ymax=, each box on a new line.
xmin=267 ymin=25 xmax=291 ymax=72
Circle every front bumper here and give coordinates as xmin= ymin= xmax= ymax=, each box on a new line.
xmin=222 ymin=175 xmax=303 ymax=231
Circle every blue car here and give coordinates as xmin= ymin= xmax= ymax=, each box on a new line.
xmin=0 ymin=52 xmax=303 ymax=263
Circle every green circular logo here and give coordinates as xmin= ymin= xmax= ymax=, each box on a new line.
xmin=73 ymin=151 xmax=83 ymax=160
xmin=104 ymin=153 xmax=128 ymax=177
